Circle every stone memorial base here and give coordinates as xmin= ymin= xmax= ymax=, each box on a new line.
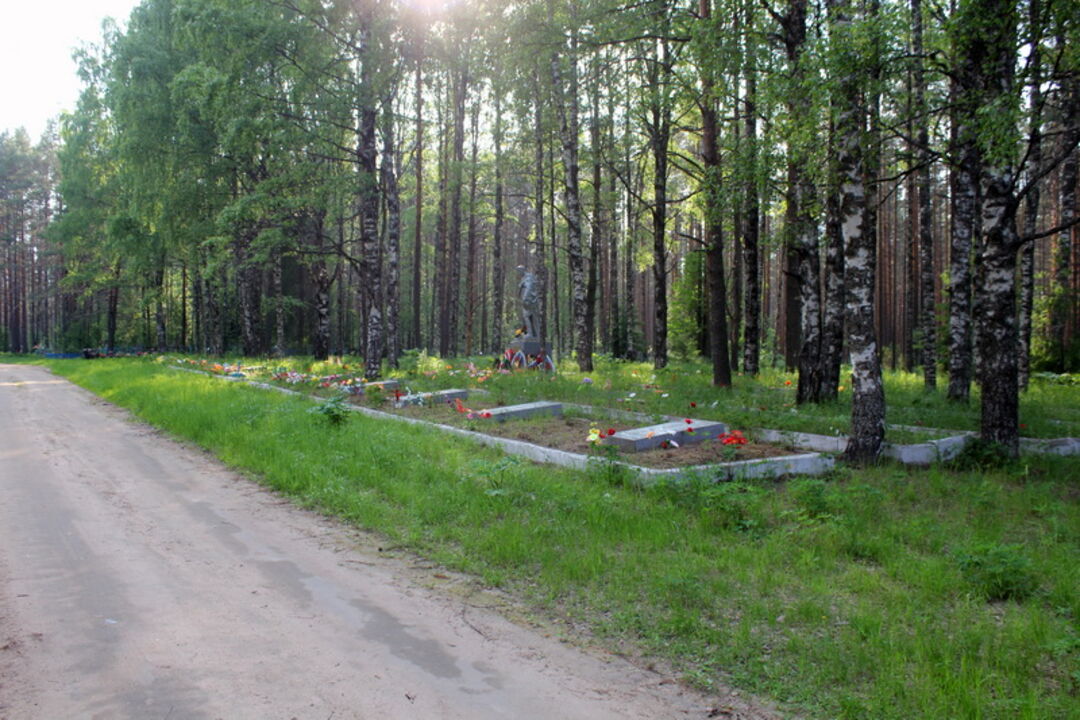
xmin=509 ymin=337 xmax=544 ymax=355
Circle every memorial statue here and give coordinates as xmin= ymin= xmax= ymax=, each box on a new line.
xmin=495 ymin=265 xmax=554 ymax=371
xmin=516 ymin=265 xmax=541 ymax=341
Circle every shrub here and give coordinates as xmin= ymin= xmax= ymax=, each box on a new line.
xmin=308 ymin=394 xmax=352 ymax=426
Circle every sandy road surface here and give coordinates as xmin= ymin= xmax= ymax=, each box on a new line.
xmin=0 ymin=364 xmax=775 ymax=720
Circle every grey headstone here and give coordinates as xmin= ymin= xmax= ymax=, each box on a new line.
xmin=393 ymin=388 xmax=469 ymax=408
xmin=483 ymin=401 xmax=563 ymax=422
xmin=605 ymin=419 xmax=727 ymax=452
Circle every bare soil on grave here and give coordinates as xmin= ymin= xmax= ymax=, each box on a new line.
xmin=372 ymin=397 xmax=801 ymax=470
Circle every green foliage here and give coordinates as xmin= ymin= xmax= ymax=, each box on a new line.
xmin=307 ymin=394 xmax=352 ymax=426
xmin=955 ymin=543 xmax=1038 ymax=602
xmin=414 ymin=350 xmax=446 ymax=376
xmin=668 ymin=250 xmax=706 ymax=361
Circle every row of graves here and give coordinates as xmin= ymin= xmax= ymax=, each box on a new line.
xmin=172 ymin=362 xmax=1079 ymax=482
xmin=171 ymin=272 xmax=1078 ymax=480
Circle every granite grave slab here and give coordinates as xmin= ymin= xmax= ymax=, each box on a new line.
xmin=605 ymin=419 xmax=727 ymax=452
xmin=483 ymin=401 xmax=562 ymax=422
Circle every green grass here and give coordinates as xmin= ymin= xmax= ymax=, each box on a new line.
xmin=24 ymin=356 xmax=1079 ymax=719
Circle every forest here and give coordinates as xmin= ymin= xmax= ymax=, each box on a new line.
xmin=1 ymin=0 xmax=1077 ymax=460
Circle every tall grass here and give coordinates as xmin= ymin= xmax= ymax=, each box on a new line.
xmin=41 ymin=358 xmax=1080 ymax=719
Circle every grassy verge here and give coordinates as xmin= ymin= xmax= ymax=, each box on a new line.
xmin=35 ymin=357 xmax=1080 ymax=718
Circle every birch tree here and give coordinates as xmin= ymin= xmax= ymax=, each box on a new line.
xmin=829 ymin=0 xmax=885 ymax=462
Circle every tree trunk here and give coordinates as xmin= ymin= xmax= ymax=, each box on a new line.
xmin=464 ymin=99 xmax=480 ymax=356
xmin=821 ymin=122 xmax=845 ymax=402
xmin=1051 ymin=74 xmax=1078 ymax=371
xmin=382 ymin=98 xmax=402 ymax=368
xmin=947 ymin=79 xmax=978 ymax=402
xmin=491 ymin=89 xmax=505 ymax=353
xmin=154 ymin=264 xmax=167 ymax=351
xmin=358 ymin=29 xmax=382 ymax=379
xmin=1018 ymin=0 xmax=1043 ymax=390
xmin=742 ymin=4 xmax=761 ymax=376
xmin=272 ymin=249 xmax=285 ymax=357
xmin=445 ymin=67 xmax=467 ymax=357
xmin=234 ymin=232 xmax=261 ymax=356
xmin=914 ymin=0 xmax=937 ymax=388
xmin=532 ymin=78 xmax=548 ymax=350
xmin=586 ymin=70 xmax=602 ymax=369
xmin=311 ymin=212 xmax=332 ymax=362
xmin=700 ymin=0 xmax=731 ymax=386
xmin=435 ymin=72 xmax=449 ymax=356
xmin=780 ymin=0 xmax=811 ymax=381
xmin=966 ymin=0 xmax=1021 ymax=455
xmin=830 ymin=0 xmax=884 ymax=461
xmin=107 ymin=262 xmax=121 ymax=352
xmin=411 ymin=61 xmax=423 ymax=350
xmin=549 ymin=19 xmax=590 ymax=371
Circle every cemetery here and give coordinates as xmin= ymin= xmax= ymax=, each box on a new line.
xmin=169 ymin=354 xmax=1078 ymax=483
xmin=2 ymin=0 xmax=1078 ymax=713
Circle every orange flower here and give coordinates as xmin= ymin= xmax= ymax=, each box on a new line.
xmin=784 ymin=380 xmax=792 ymax=386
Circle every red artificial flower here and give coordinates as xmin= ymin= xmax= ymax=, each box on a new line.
xmin=684 ymin=418 xmax=692 ymax=424
xmin=607 ymin=428 xmax=616 ymax=436
xmin=690 ymin=401 xmax=697 ymax=408
xmin=720 ymin=430 xmax=749 ymax=446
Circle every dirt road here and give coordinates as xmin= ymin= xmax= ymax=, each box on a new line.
xmin=0 ymin=364 xmax=771 ymax=719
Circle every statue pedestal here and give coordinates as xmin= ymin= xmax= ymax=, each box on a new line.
xmin=509 ymin=337 xmax=544 ymax=356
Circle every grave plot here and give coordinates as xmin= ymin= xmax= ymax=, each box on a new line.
xmin=371 ymin=394 xmax=810 ymax=471
xmin=168 ymin=364 xmax=833 ymax=477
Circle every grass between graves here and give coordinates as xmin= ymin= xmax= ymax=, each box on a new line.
xmin=30 ymin=357 xmax=1080 ymax=719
